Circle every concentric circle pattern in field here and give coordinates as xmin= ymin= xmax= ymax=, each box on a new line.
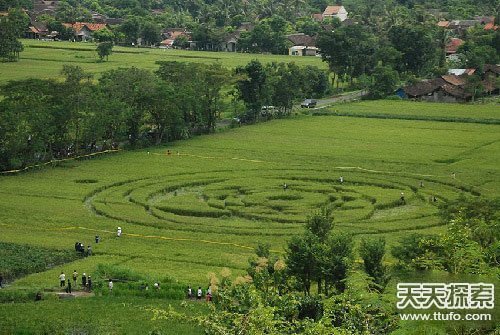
xmin=85 ymin=169 xmax=476 ymax=237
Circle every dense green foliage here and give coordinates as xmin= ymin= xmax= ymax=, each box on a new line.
xmin=0 ymin=60 xmax=328 ymax=171
xmin=0 ymin=39 xmax=327 ymax=84
xmin=96 ymin=41 xmax=113 ymax=61
xmin=0 ymin=8 xmax=27 ymax=61
xmin=0 ymin=242 xmax=81 ymax=281
xmin=359 ymin=237 xmax=389 ymax=289
xmin=392 ymin=197 xmax=499 ymax=274
xmin=0 ymin=297 xmax=208 ymax=334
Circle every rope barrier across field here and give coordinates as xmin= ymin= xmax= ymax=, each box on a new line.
xmin=1 ymin=223 xmax=282 ymax=252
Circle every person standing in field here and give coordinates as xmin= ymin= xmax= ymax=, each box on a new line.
xmin=197 ymin=287 xmax=202 ymax=300
xmin=339 ymin=176 xmax=344 ymax=184
xmin=87 ymin=276 xmax=92 ymax=292
xmin=117 ymin=227 xmax=122 ymax=237
xmin=82 ymin=273 xmax=87 ymax=288
xmin=87 ymin=245 xmax=92 ymax=256
xmin=206 ymin=287 xmax=212 ymax=302
xmin=72 ymin=270 xmax=78 ymax=285
xmin=59 ymin=272 xmax=66 ymax=287
xmin=187 ymin=286 xmax=192 ymax=299
xmin=108 ymin=279 xmax=113 ymax=292
xmin=66 ymin=279 xmax=72 ymax=293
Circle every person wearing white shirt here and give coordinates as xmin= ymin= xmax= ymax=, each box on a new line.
xmin=59 ymin=272 xmax=66 ymax=287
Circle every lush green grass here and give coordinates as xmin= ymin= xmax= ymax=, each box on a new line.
xmin=0 ymin=296 xmax=208 ymax=334
xmin=0 ymin=100 xmax=498 ymax=332
xmin=318 ymin=100 xmax=500 ymax=121
xmin=0 ymin=39 xmax=326 ymax=84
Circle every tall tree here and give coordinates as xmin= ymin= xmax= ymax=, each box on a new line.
xmin=235 ymin=60 xmax=270 ymax=122
xmin=99 ymin=67 xmax=156 ymax=146
xmin=96 ymin=42 xmax=113 ymax=61
xmin=317 ymin=25 xmax=377 ymax=86
xmin=388 ymin=25 xmax=437 ymax=75
xmin=0 ymin=8 xmax=27 ymax=62
xmin=359 ymin=237 xmax=388 ymax=290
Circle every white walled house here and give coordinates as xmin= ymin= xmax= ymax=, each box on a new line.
xmin=322 ymin=5 xmax=348 ymax=22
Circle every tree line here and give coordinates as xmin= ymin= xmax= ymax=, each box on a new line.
xmin=317 ymin=20 xmax=499 ymax=98
xmin=0 ymin=60 xmax=329 ymax=171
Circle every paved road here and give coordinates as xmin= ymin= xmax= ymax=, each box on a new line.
xmin=216 ymin=90 xmax=366 ymax=129
xmin=313 ymin=90 xmax=366 ymax=108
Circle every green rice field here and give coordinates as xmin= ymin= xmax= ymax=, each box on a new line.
xmin=0 ymin=100 xmax=498 ymax=333
xmin=0 ymin=39 xmax=326 ymax=83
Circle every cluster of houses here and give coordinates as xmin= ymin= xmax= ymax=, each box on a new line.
xmin=157 ymin=6 xmax=349 ymax=55
xmin=21 ymin=2 xmax=350 ymax=55
xmin=438 ymin=16 xmax=498 ymax=36
xmin=442 ymin=16 xmax=498 ymax=62
xmin=398 ymin=64 xmax=500 ymax=102
xmin=23 ymin=0 xmax=120 ymax=41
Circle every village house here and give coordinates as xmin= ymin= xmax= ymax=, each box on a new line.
xmin=220 ymin=31 xmax=240 ymax=52
xmin=159 ymin=28 xmax=192 ymax=48
xmin=402 ymin=76 xmax=471 ymax=103
xmin=401 ymin=65 xmax=499 ymax=102
xmin=218 ymin=22 xmax=254 ymax=52
xmin=63 ymin=22 xmax=109 ymax=41
xmin=322 ymin=5 xmax=348 ymax=22
xmin=483 ymin=64 xmax=500 ymax=94
xmin=26 ymin=21 xmax=50 ymax=39
xmin=445 ymin=37 xmax=463 ymax=61
xmin=287 ymin=33 xmax=318 ymax=56
xmin=437 ymin=17 xmax=497 ymax=35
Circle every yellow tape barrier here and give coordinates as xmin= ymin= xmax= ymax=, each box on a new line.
xmin=1 ymin=223 xmax=284 ymax=253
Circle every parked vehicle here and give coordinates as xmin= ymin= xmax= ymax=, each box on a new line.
xmin=301 ymin=99 xmax=317 ymax=108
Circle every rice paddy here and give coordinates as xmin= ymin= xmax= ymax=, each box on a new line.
xmin=0 ymin=100 xmax=498 ymax=333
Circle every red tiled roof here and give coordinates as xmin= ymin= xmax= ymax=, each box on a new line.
xmin=445 ymin=38 xmax=463 ymax=54
xmin=63 ymin=22 xmax=108 ymax=33
xmin=323 ymin=6 xmax=343 ymax=16
xmin=484 ymin=22 xmax=498 ymax=30
xmin=85 ymin=23 xmax=107 ymax=31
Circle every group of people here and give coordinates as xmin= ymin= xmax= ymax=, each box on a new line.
xmin=58 ymin=271 xmax=93 ymax=293
xmin=187 ymin=286 xmax=212 ymax=302
xmin=74 ymin=235 xmax=103 ymax=256
xmin=63 ymin=230 xmax=124 ymax=295
xmin=74 ymin=242 xmax=92 ymax=257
